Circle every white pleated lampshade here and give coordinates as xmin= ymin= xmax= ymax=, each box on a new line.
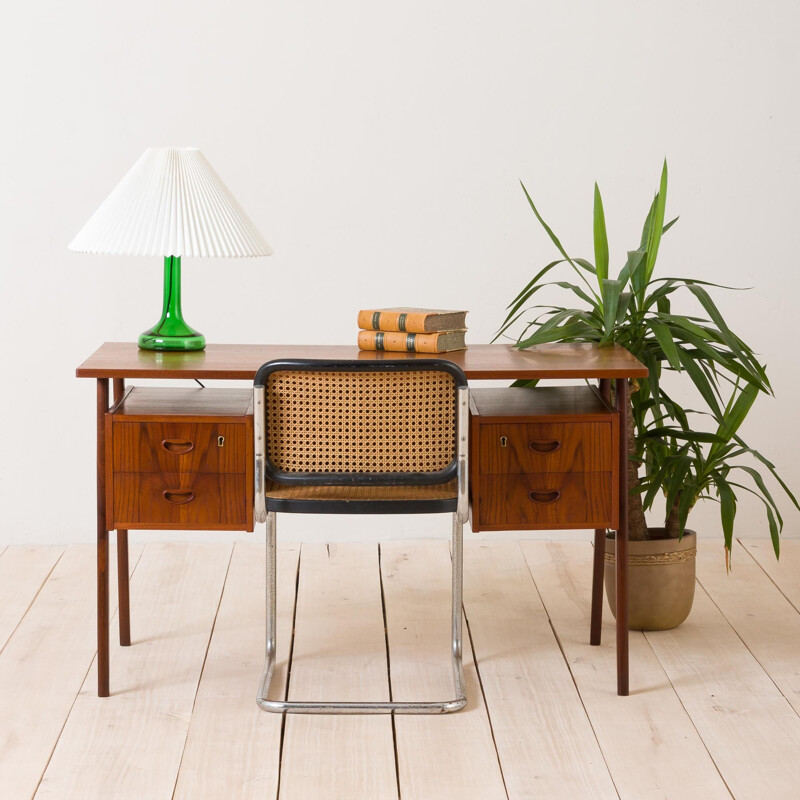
xmin=69 ymin=147 xmax=273 ymax=258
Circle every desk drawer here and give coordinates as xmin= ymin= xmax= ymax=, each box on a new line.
xmin=476 ymin=472 xmax=613 ymax=529
xmin=112 ymin=472 xmax=247 ymax=529
xmin=112 ymin=422 xmax=246 ymax=474
xmin=479 ymin=422 xmax=611 ymax=474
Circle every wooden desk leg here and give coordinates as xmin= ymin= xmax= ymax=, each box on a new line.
xmin=590 ymin=378 xmax=611 ymax=646
xmin=97 ymin=379 xmax=110 ymax=697
xmin=615 ymin=377 xmax=630 ymax=696
xmin=112 ymin=378 xmax=131 ymax=648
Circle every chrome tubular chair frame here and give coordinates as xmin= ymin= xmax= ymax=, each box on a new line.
xmin=253 ymin=360 xmax=469 ymax=714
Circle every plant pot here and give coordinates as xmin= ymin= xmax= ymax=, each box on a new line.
xmin=604 ymin=528 xmax=697 ymax=631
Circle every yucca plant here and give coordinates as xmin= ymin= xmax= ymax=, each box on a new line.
xmin=640 ymin=380 xmax=798 ymax=562
xmin=497 ymin=162 xmax=796 ymax=558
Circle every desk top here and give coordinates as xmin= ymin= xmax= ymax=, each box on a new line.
xmin=77 ymin=342 xmax=648 ymax=380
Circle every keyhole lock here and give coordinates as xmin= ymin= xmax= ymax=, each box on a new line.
xmin=500 ymin=436 xmax=508 ymax=448
xmin=218 ymin=435 xmax=225 ymax=447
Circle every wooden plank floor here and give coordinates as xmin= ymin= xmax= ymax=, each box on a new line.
xmin=0 ymin=539 xmax=798 ymax=799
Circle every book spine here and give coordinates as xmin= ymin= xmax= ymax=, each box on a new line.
xmin=357 ymin=310 xmax=431 ymax=333
xmin=357 ymin=330 xmax=444 ymax=353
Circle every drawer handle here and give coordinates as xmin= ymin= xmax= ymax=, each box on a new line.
xmin=163 ymin=490 xmax=195 ymax=505
xmin=161 ymin=439 xmax=194 ymax=455
xmin=529 ymin=440 xmax=561 ymax=454
xmin=529 ymin=490 xmax=561 ymax=504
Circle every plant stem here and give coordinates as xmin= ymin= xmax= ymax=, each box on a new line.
xmin=664 ymin=496 xmax=682 ymax=538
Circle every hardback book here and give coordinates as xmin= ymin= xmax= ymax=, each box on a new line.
xmin=357 ymin=307 xmax=468 ymax=333
xmin=357 ymin=329 xmax=467 ymax=353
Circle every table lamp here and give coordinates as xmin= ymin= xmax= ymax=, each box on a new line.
xmin=69 ymin=147 xmax=272 ymax=351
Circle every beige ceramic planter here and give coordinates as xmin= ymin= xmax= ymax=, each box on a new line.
xmin=604 ymin=528 xmax=697 ymax=631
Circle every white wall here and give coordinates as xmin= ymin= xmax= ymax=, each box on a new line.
xmin=1 ymin=0 xmax=798 ymax=545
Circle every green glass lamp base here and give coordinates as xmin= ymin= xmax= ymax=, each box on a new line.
xmin=138 ymin=328 xmax=206 ymax=351
xmin=137 ymin=255 xmax=206 ymax=352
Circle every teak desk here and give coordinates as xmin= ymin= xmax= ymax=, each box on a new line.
xmin=77 ymin=342 xmax=648 ymax=698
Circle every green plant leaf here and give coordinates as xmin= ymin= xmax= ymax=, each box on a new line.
xmin=717 ymin=479 xmax=736 ymax=553
xmin=712 ymin=383 xmax=759 ymax=452
xmin=504 ymin=259 xmax=566 ymax=310
xmin=616 ymin=292 xmax=633 ymax=324
xmin=643 ymin=427 xmax=726 ymax=443
xmin=640 ymin=196 xmax=657 ymax=250
xmin=684 ymin=284 xmax=769 ymax=389
xmin=495 ymin=275 xmax=604 ymax=341
xmin=520 ymin=182 xmax=576 ymax=268
xmin=676 ymin=348 xmax=722 ymax=417
xmin=644 ymin=160 xmax=668 ymax=282
xmin=551 ymin=281 xmax=602 ymax=310
xmin=767 ymin=505 xmax=780 ymax=559
xmin=734 ymin=465 xmax=784 ymax=528
xmin=662 ymin=216 xmax=680 ymax=234
xmin=649 ymin=321 xmax=681 ymax=371
xmin=572 ymin=258 xmax=600 ymax=281
xmin=652 ymin=277 xmax=751 ymax=290
xmin=734 ymin=438 xmax=800 ymax=513
xmin=593 ymin=183 xmax=609 ymax=286
xmin=515 ymin=322 xmax=591 ymax=350
xmin=601 ymin=279 xmax=621 ymax=341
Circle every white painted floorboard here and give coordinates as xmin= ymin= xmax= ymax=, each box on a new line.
xmin=0 ymin=539 xmax=797 ymax=799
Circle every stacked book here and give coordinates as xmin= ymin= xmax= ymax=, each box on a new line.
xmin=357 ymin=308 xmax=468 ymax=352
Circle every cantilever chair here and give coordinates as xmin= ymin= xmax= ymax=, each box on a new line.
xmin=253 ymin=358 xmax=469 ymax=714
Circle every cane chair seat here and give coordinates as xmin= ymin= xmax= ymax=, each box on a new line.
xmin=266 ymin=479 xmax=458 ymax=511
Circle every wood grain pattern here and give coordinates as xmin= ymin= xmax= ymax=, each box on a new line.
xmin=280 ymin=543 xmax=398 ymax=800
xmin=478 ymin=472 xmax=613 ymax=529
xmin=97 ymin=378 xmax=109 ymax=697
xmin=740 ymin=539 xmax=800 ymax=611
xmin=521 ymin=540 xmax=731 ymax=800
xmin=614 ymin=377 xmax=630 ymax=696
xmin=0 ymin=547 xmax=62 ymax=653
xmin=112 ymin=421 xmax=246 ymax=474
xmin=478 ymin=422 xmax=612 ymax=473
xmin=105 ymin=387 xmax=254 ymax=534
xmin=112 ymin=472 xmax=247 ymax=529
xmin=469 ymin=385 xmax=615 ymax=419
xmin=644 ymin=572 xmax=800 ymax=799
xmin=464 ymin=541 xmax=618 ymax=799
xmin=113 ymin=386 xmax=253 ymax=419
xmin=381 ymin=540 xmax=507 ymax=800
xmin=469 ymin=385 xmax=619 ymax=534
xmin=0 ymin=543 xmax=140 ymax=800
xmin=2 ymin=541 xmax=800 ymax=797
xmin=591 ymin=377 xmax=613 ymax=646
xmin=113 ymin=378 xmax=131 ymax=649
xmin=76 ymin=342 xmax=649 ymax=381
xmin=697 ymin=540 xmax=800 ymax=716
xmin=36 ymin=543 xmax=231 ymax=800
xmin=173 ymin=543 xmax=300 ymax=800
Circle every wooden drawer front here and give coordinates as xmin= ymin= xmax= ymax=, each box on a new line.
xmin=479 ymin=422 xmax=611 ymax=474
xmin=113 ymin=473 xmax=247 ymax=528
xmin=478 ymin=472 xmax=612 ymax=528
xmin=113 ymin=423 xmax=246 ymax=474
